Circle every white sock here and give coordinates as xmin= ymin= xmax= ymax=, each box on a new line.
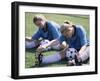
xmin=42 ymin=52 xmax=61 ymax=64
xmin=25 ymin=41 xmax=36 ymax=48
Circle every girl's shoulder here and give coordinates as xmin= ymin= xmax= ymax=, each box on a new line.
xmin=75 ymin=25 xmax=85 ymax=32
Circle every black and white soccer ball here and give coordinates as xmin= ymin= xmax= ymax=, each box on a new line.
xmin=66 ymin=48 xmax=78 ymax=65
xmin=66 ymin=48 xmax=78 ymax=60
xmin=40 ymin=40 xmax=51 ymax=51
xmin=40 ymin=40 xmax=50 ymax=45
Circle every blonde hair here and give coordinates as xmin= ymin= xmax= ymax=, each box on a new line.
xmin=60 ymin=20 xmax=75 ymax=33
xmin=33 ymin=14 xmax=47 ymax=23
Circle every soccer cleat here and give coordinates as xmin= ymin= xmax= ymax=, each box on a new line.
xmin=67 ymin=59 xmax=76 ymax=66
xmin=38 ymin=53 xmax=43 ymax=66
xmin=35 ymin=52 xmax=43 ymax=67
xmin=75 ymin=55 xmax=82 ymax=66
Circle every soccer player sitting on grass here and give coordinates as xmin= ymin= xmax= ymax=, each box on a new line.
xmin=37 ymin=21 xmax=90 ymax=66
xmin=26 ymin=14 xmax=64 ymax=51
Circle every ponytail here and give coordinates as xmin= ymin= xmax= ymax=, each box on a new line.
xmin=64 ymin=20 xmax=75 ymax=27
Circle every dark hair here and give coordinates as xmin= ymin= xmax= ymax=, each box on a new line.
xmin=64 ymin=20 xmax=75 ymax=27
xmin=33 ymin=14 xmax=47 ymax=23
xmin=64 ymin=21 xmax=70 ymax=24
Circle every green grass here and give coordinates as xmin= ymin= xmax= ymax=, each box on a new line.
xmin=25 ymin=12 xmax=89 ymax=68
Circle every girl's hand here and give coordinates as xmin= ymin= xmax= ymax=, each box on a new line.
xmin=36 ymin=45 xmax=47 ymax=52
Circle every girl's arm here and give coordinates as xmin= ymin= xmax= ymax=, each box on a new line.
xmin=36 ymin=39 xmax=59 ymax=52
xmin=79 ymin=45 xmax=87 ymax=54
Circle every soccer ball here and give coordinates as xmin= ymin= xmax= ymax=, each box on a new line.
xmin=66 ymin=48 xmax=78 ymax=61
xmin=40 ymin=40 xmax=50 ymax=45
xmin=66 ymin=48 xmax=78 ymax=66
xmin=40 ymin=40 xmax=51 ymax=51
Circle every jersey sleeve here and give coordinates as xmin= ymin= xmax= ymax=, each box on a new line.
xmin=77 ymin=26 xmax=88 ymax=46
xmin=57 ymin=35 xmax=65 ymax=44
xmin=32 ymin=29 xmax=41 ymax=40
xmin=49 ymin=22 xmax=61 ymax=39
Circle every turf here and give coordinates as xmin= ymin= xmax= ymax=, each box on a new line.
xmin=25 ymin=12 xmax=89 ymax=68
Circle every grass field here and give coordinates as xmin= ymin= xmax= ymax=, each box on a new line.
xmin=25 ymin=12 xmax=89 ymax=68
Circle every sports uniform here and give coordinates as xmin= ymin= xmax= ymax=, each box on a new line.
xmin=58 ymin=25 xmax=89 ymax=50
xmin=40 ymin=25 xmax=89 ymax=65
xmin=25 ymin=21 xmax=61 ymax=49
